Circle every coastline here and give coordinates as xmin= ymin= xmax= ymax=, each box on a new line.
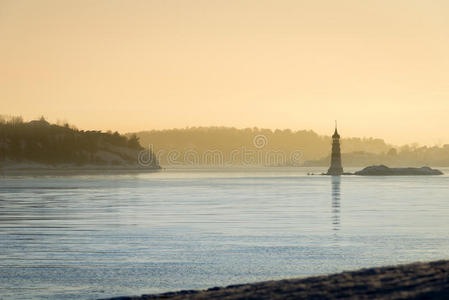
xmin=0 ymin=164 xmax=161 ymax=176
xmin=102 ymin=260 xmax=449 ymax=300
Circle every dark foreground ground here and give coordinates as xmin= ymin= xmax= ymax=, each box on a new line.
xmin=103 ymin=260 xmax=449 ymax=300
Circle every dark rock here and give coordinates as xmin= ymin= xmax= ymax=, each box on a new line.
xmin=354 ymin=165 xmax=443 ymax=176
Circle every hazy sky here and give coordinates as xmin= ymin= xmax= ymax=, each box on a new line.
xmin=1 ymin=0 xmax=449 ymax=145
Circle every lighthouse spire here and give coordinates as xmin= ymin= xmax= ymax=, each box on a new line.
xmin=332 ymin=120 xmax=340 ymax=139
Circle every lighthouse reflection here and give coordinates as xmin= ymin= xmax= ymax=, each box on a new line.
xmin=331 ymin=176 xmax=341 ymax=231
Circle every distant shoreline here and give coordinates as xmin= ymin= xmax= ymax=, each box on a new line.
xmin=102 ymin=260 xmax=449 ymax=300
xmin=0 ymin=165 xmax=161 ymax=176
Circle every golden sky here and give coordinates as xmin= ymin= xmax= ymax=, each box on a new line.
xmin=1 ymin=0 xmax=449 ymax=145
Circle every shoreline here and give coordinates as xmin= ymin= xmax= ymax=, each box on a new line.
xmin=102 ymin=260 xmax=449 ymax=300
xmin=0 ymin=166 xmax=162 ymax=176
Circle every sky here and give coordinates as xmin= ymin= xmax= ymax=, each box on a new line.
xmin=1 ymin=0 xmax=449 ymax=145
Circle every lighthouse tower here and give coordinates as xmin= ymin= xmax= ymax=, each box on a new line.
xmin=327 ymin=121 xmax=343 ymax=176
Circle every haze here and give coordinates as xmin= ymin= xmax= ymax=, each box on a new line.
xmin=1 ymin=0 xmax=448 ymax=145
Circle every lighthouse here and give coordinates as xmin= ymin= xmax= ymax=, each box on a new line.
xmin=327 ymin=121 xmax=343 ymax=176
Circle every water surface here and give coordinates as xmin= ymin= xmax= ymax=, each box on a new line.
xmin=1 ymin=168 xmax=449 ymax=299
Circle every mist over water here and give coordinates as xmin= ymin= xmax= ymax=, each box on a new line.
xmin=1 ymin=168 xmax=449 ymax=299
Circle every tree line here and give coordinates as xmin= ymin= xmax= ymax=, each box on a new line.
xmin=133 ymin=126 xmax=449 ymax=167
xmin=0 ymin=116 xmax=158 ymax=167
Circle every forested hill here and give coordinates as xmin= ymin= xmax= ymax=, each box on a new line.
xmin=133 ymin=127 xmax=391 ymax=166
xmin=134 ymin=127 xmax=449 ymax=167
xmin=0 ymin=117 xmax=159 ymax=169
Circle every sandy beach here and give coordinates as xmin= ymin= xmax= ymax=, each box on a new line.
xmin=104 ymin=260 xmax=449 ymax=300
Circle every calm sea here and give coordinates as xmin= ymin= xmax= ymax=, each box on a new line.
xmin=1 ymin=168 xmax=449 ymax=299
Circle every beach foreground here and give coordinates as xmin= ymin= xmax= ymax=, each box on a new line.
xmin=104 ymin=260 xmax=449 ymax=300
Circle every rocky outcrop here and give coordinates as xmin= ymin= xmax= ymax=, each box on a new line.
xmin=354 ymin=165 xmax=443 ymax=176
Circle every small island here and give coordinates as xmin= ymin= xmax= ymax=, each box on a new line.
xmin=354 ymin=165 xmax=443 ymax=176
